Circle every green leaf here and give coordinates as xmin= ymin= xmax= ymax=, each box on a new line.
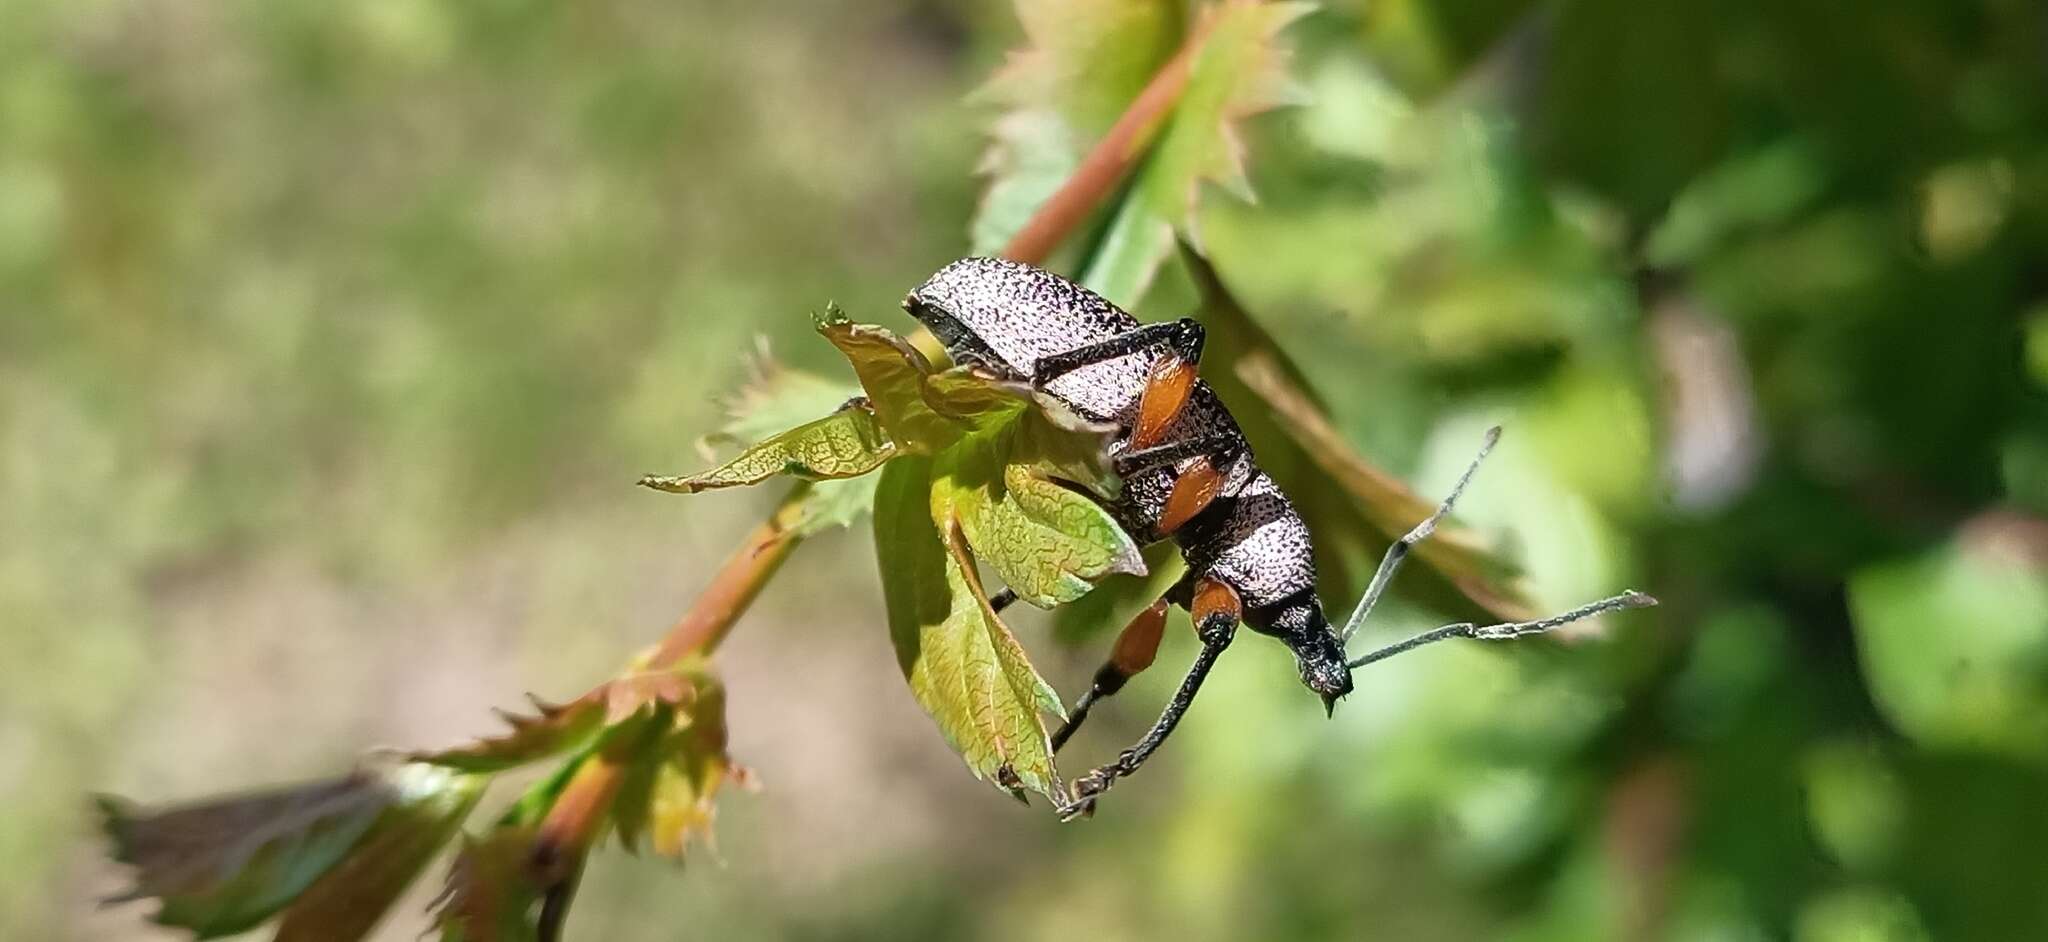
xmin=875 ymin=457 xmax=1066 ymax=798
xmin=1054 ymin=541 xmax=1189 ymax=643
xmin=273 ymin=765 xmax=487 ymax=942
xmin=650 ymin=350 xmax=887 ymax=535
xmin=1141 ymin=2 xmax=1311 ymax=226
xmin=709 ymin=356 xmax=867 ymax=449
xmin=639 ymin=401 xmax=894 ymax=493
xmin=933 ymin=421 xmax=1143 ymax=609
xmin=791 ymin=475 xmax=885 ymax=537
xmin=98 ymin=767 xmax=425 ymax=938
xmin=971 ymin=109 xmax=1082 ymax=256
xmin=835 ymin=317 xmax=1155 ymax=795
xmin=822 ymin=316 xmax=1140 ymax=607
xmin=1078 ymin=190 xmax=1179 ymax=309
xmin=817 ymin=320 xmax=967 ymax=451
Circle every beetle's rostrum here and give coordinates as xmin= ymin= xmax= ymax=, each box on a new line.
xmin=903 ymin=256 xmax=1653 ymax=819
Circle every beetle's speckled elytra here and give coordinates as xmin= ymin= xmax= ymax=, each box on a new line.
xmin=905 ymin=257 xmax=1653 ymax=818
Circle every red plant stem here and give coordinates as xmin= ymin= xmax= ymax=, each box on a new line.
xmin=532 ymin=750 xmax=630 ymax=881
xmin=998 ymin=17 xmax=1211 ymax=265
xmin=646 ymin=491 xmax=811 ymax=667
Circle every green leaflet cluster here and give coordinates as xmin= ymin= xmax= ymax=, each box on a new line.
xmin=641 ymin=313 xmax=1146 ymax=798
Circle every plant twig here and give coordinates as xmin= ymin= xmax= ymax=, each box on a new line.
xmin=998 ymin=16 xmax=1213 ymax=265
xmin=647 ymin=487 xmax=812 ymax=667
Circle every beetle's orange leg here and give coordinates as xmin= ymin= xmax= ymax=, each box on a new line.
xmin=1051 ymin=597 xmax=1169 ymax=753
xmin=1130 ymin=353 xmax=1197 ymax=449
xmin=1157 ymin=456 xmax=1225 ymax=535
xmin=1055 ymin=576 xmax=1240 ymax=821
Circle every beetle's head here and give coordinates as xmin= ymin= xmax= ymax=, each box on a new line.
xmin=1250 ymin=593 xmax=1354 ymax=716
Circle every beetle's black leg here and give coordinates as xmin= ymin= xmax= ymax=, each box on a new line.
xmin=989 ymin=587 xmax=1018 ymax=613
xmin=1032 ymin=318 xmax=1205 ymax=385
xmin=1055 ymin=577 xmax=1239 ymax=821
xmin=1338 ymin=425 xmax=1501 ymax=644
xmin=1114 ymin=433 xmax=1239 ymax=477
xmin=1115 ymin=433 xmax=1242 ymax=536
xmin=1051 ymin=597 xmax=1169 ymax=753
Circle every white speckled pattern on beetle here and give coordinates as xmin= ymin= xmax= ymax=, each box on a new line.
xmin=904 ymin=256 xmax=1319 ymax=616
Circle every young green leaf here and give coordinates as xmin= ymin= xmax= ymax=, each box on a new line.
xmin=791 ymin=476 xmax=884 ymax=537
xmin=875 ymin=457 xmax=1066 ymax=798
xmin=988 ymin=0 xmax=1185 ymax=138
xmin=817 ymin=321 xmax=968 ymax=452
xmin=273 ymin=765 xmax=487 ymax=942
xmin=654 ymin=317 xmax=1140 ymax=797
xmin=639 ymin=401 xmax=894 ymax=493
xmin=823 ymin=317 xmax=1141 ymax=606
xmin=972 ymin=109 xmax=1082 ymax=257
xmin=933 ymin=423 xmax=1143 ymax=609
xmin=1140 ymin=2 xmax=1311 ymax=226
xmin=651 ymin=349 xmax=888 ymax=535
xmin=99 ymin=767 xmax=432 ymax=938
xmin=709 ymin=353 xmax=868 ymax=449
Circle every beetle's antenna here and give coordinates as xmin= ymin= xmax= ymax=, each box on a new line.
xmin=1338 ymin=425 xmax=1501 ymax=644
xmin=1346 ymin=590 xmax=1655 ymax=670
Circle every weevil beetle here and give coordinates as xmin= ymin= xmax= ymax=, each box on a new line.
xmin=904 ymin=257 xmax=1653 ymax=818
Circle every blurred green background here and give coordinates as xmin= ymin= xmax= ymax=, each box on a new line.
xmin=8 ymin=0 xmax=2048 ymax=939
